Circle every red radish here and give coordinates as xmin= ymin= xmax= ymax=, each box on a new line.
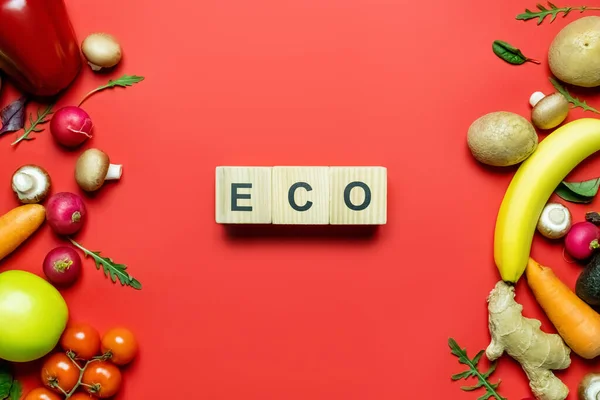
xmin=43 ymin=246 xmax=82 ymax=286
xmin=564 ymin=221 xmax=600 ymax=261
xmin=50 ymin=105 xmax=93 ymax=148
xmin=46 ymin=192 xmax=87 ymax=236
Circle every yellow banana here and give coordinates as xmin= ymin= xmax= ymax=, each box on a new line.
xmin=495 ymin=117 xmax=600 ymax=283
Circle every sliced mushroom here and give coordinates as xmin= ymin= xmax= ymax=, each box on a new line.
xmin=529 ymin=91 xmax=570 ymax=130
xmin=578 ymin=372 xmax=600 ymax=400
xmin=81 ymin=33 xmax=122 ymax=71
xmin=11 ymin=165 xmax=51 ymax=204
xmin=75 ymin=148 xmax=122 ymax=192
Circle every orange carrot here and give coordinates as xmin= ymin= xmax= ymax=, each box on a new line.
xmin=0 ymin=204 xmax=45 ymax=261
xmin=526 ymin=257 xmax=600 ymax=359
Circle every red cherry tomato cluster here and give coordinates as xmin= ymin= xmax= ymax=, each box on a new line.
xmin=23 ymin=323 xmax=138 ymax=400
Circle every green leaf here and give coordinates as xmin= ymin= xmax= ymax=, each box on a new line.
xmin=515 ymin=3 xmax=598 ymax=25
xmin=11 ymin=102 xmax=54 ymax=147
xmin=69 ymin=238 xmax=143 ymax=290
xmin=78 ymin=74 xmax=145 ymax=106
xmin=451 ymin=370 xmax=474 ymax=380
xmin=563 ymin=178 xmax=600 ymax=197
xmin=8 ymin=380 xmax=21 ymax=400
xmin=492 ymin=40 xmax=540 ymax=65
xmin=0 ymin=363 xmax=13 ymax=399
xmin=550 ymin=77 xmax=600 ymax=113
xmin=555 ymin=178 xmax=600 ymax=203
xmin=448 ymin=337 xmax=506 ymax=400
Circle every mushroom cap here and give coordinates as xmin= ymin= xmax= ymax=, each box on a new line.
xmin=578 ymin=372 xmax=600 ymax=400
xmin=75 ymin=148 xmax=110 ymax=192
xmin=81 ymin=33 xmax=122 ymax=69
xmin=531 ymin=92 xmax=570 ymax=130
xmin=11 ymin=164 xmax=51 ymax=204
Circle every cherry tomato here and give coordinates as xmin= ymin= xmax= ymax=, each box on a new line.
xmin=82 ymin=361 xmax=122 ymax=398
xmin=70 ymin=393 xmax=98 ymax=399
xmin=41 ymin=352 xmax=80 ymax=393
xmin=23 ymin=387 xmax=61 ymax=400
xmin=101 ymin=327 xmax=138 ymax=365
xmin=60 ymin=322 xmax=101 ymax=360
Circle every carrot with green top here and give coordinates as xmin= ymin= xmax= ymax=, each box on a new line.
xmin=0 ymin=204 xmax=45 ymax=262
xmin=526 ymin=257 xmax=600 ymax=359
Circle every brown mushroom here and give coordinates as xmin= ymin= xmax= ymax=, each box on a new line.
xmin=578 ymin=372 xmax=600 ymax=399
xmin=75 ymin=148 xmax=122 ymax=192
xmin=529 ymin=91 xmax=570 ymax=130
xmin=81 ymin=33 xmax=122 ymax=71
xmin=11 ymin=164 xmax=51 ymax=204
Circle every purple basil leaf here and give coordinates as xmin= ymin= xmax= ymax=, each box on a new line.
xmin=0 ymin=96 xmax=27 ymax=135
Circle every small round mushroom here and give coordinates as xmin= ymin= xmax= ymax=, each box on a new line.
xmin=537 ymin=202 xmax=572 ymax=239
xmin=74 ymin=148 xmax=122 ymax=192
xmin=529 ymin=91 xmax=570 ymax=130
xmin=578 ymin=372 xmax=600 ymax=400
xmin=11 ymin=164 xmax=51 ymax=204
xmin=81 ymin=33 xmax=122 ymax=71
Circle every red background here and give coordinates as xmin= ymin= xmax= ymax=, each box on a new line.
xmin=1 ymin=0 xmax=600 ymax=398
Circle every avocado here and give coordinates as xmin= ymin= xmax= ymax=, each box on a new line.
xmin=576 ymin=253 xmax=600 ymax=306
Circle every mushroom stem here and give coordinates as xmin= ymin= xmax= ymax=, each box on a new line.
xmin=105 ymin=164 xmax=122 ymax=181
xmin=12 ymin=172 xmax=35 ymax=193
xmin=87 ymin=62 xmax=103 ymax=72
xmin=530 ymin=91 xmax=546 ymax=107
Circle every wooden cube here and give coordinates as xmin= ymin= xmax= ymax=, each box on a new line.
xmin=329 ymin=167 xmax=387 ymax=225
xmin=215 ymin=167 xmax=272 ymax=224
xmin=271 ymin=166 xmax=329 ymax=225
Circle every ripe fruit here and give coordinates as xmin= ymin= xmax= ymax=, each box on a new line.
xmin=82 ymin=361 xmax=122 ymax=398
xmin=495 ymin=118 xmax=600 ymax=283
xmin=60 ymin=322 xmax=101 ymax=360
xmin=24 ymin=387 xmax=61 ymax=400
xmin=41 ymin=352 xmax=80 ymax=393
xmin=0 ymin=270 xmax=68 ymax=362
xmin=101 ymin=327 xmax=138 ymax=365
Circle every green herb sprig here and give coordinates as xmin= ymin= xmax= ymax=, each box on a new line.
xmin=11 ymin=103 xmax=54 ymax=146
xmin=69 ymin=238 xmax=142 ymax=290
xmin=449 ymin=338 xmax=506 ymax=400
xmin=493 ymin=40 xmax=540 ymax=65
xmin=550 ymin=77 xmax=600 ymax=114
xmin=78 ymin=74 xmax=145 ymax=106
xmin=516 ymin=3 xmax=600 ymax=25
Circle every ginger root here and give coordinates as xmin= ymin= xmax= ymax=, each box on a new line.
xmin=486 ymin=281 xmax=571 ymax=400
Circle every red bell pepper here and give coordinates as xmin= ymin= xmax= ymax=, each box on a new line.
xmin=0 ymin=0 xmax=82 ymax=97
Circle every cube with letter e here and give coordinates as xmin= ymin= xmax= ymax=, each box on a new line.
xmin=215 ymin=167 xmax=272 ymax=224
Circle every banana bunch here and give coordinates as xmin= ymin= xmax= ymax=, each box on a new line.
xmin=495 ymin=118 xmax=600 ymax=283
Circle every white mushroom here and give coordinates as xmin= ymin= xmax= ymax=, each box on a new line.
xmin=537 ymin=202 xmax=572 ymax=239
xmin=81 ymin=33 xmax=122 ymax=71
xmin=75 ymin=148 xmax=122 ymax=192
xmin=11 ymin=165 xmax=51 ymax=204
xmin=529 ymin=91 xmax=570 ymax=130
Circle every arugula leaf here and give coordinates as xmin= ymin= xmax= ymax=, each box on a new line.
xmin=69 ymin=238 xmax=142 ymax=290
xmin=0 ymin=363 xmax=14 ymax=399
xmin=78 ymin=74 xmax=145 ymax=106
xmin=550 ymin=77 xmax=600 ymax=114
xmin=0 ymin=96 xmax=27 ymax=135
xmin=11 ymin=103 xmax=54 ymax=146
xmin=516 ymin=3 xmax=600 ymax=25
xmin=555 ymin=178 xmax=600 ymax=203
xmin=8 ymin=380 xmax=21 ymax=400
xmin=449 ymin=338 xmax=506 ymax=400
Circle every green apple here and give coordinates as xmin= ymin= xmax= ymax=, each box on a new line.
xmin=0 ymin=270 xmax=69 ymax=362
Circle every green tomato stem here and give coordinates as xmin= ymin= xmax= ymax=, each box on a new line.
xmin=64 ymin=353 xmax=99 ymax=399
